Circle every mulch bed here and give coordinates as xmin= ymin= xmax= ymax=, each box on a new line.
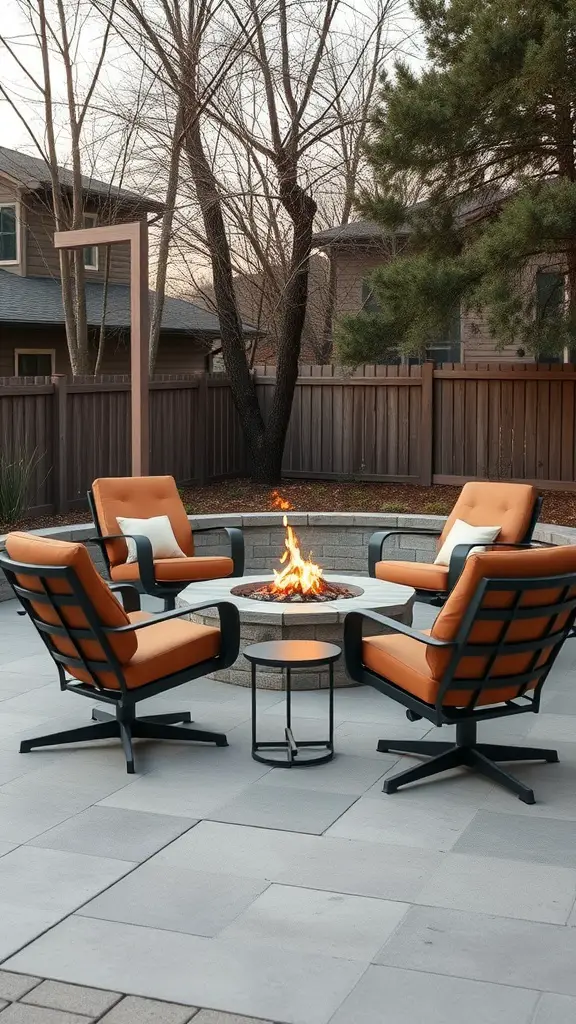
xmin=3 ymin=479 xmax=575 ymax=533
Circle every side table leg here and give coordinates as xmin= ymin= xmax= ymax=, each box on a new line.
xmin=285 ymin=665 xmax=296 ymax=764
xmin=329 ymin=661 xmax=335 ymax=752
xmin=251 ymin=661 xmax=257 ymax=754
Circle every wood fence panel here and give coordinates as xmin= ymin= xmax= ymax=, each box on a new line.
xmin=0 ymin=385 xmax=54 ymax=512
xmin=150 ymin=382 xmax=199 ymax=483
xmin=66 ymin=385 xmax=130 ymax=506
xmin=205 ymin=379 xmax=246 ymax=480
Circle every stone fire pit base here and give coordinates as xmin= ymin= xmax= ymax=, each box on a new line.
xmin=177 ymin=573 xmax=415 ymax=690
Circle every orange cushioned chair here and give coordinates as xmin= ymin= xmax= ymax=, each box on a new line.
xmin=368 ymin=481 xmax=542 ymax=603
xmin=345 ymin=545 xmax=576 ymax=804
xmin=0 ymin=532 xmax=240 ymax=773
xmin=88 ymin=476 xmax=245 ymax=610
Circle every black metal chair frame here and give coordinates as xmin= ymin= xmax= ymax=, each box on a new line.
xmin=87 ymin=488 xmax=245 ymax=611
xmin=368 ymin=495 xmax=543 ymax=603
xmin=344 ymin=563 xmax=576 ymax=804
xmin=0 ymin=553 xmax=240 ymax=773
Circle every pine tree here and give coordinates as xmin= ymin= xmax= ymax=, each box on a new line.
xmin=336 ymin=0 xmax=576 ymax=364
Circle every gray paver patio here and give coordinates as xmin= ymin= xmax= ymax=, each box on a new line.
xmin=0 ymin=597 xmax=574 ymax=1023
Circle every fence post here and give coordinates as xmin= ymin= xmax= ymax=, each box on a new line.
xmin=196 ymin=373 xmax=208 ymax=485
xmin=52 ymin=374 xmax=68 ymax=513
xmin=419 ymin=361 xmax=434 ymax=486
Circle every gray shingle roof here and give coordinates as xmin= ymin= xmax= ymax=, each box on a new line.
xmin=0 ymin=146 xmax=163 ymax=212
xmin=313 ymin=189 xmax=510 ymax=247
xmin=0 ymin=270 xmax=234 ymax=335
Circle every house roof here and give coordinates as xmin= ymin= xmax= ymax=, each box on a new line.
xmin=0 ymin=146 xmax=163 ymax=213
xmin=312 ymin=220 xmax=396 ymax=246
xmin=313 ymin=188 xmax=510 ymax=248
xmin=0 ymin=270 xmax=240 ymax=336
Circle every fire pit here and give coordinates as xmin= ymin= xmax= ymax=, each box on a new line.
xmin=177 ymin=513 xmax=415 ymax=689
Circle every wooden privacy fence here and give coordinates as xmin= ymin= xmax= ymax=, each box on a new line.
xmin=256 ymin=361 xmax=576 ymax=490
xmin=3 ymin=361 xmax=576 ymax=517
xmin=0 ymin=374 xmax=246 ymax=515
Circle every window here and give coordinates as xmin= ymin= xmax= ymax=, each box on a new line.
xmin=83 ymin=213 xmax=98 ymax=270
xmin=15 ymin=350 xmax=55 ymax=376
xmin=0 ymin=204 xmax=18 ymax=264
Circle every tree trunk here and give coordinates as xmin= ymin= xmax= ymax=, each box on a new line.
xmin=184 ymin=119 xmax=269 ymax=470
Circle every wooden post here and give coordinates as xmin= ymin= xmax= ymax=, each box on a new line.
xmin=420 ymin=360 xmax=434 ymax=486
xmin=129 ymin=220 xmax=150 ymax=475
xmin=54 ymin=221 xmax=150 ymax=477
xmin=52 ymin=374 xmax=68 ymax=513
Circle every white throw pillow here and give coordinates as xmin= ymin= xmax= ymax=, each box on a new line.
xmin=117 ymin=514 xmax=186 ymax=564
xmin=434 ymin=519 xmax=501 ymax=567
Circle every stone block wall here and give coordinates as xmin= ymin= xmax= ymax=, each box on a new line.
xmin=1 ymin=512 xmax=575 ymax=605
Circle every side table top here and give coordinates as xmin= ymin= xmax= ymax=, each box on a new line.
xmin=244 ymin=639 xmax=341 ymax=667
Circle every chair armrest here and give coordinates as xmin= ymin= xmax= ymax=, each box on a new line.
xmin=343 ymin=607 xmax=454 ymax=683
xmin=192 ymin=526 xmax=245 ymax=577
xmin=344 ymin=607 xmax=453 ymax=646
xmin=107 ymin=599 xmax=241 ymax=664
xmin=108 ymin=583 xmax=141 ymax=613
xmin=88 ymin=533 xmax=156 ymax=592
xmin=447 ymin=540 xmax=556 ymax=592
xmin=109 ymin=598 xmax=240 ymax=635
xmin=368 ymin=528 xmax=442 ymax=577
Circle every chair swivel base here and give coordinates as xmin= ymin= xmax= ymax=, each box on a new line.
xmin=377 ymin=735 xmax=559 ymax=805
xmin=20 ymin=707 xmax=228 ymax=774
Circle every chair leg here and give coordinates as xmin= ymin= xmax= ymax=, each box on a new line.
xmin=378 ymin=739 xmax=453 ymax=757
xmin=131 ymin=720 xmax=228 ymax=746
xmin=476 ymin=743 xmax=559 ymax=764
xmin=119 ymin=721 xmax=135 ymax=774
xmin=383 ymin=747 xmax=465 ymax=794
xmin=469 ymin=748 xmax=536 ymax=805
xmin=139 ymin=712 xmax=193 ymax=725
xmin=20 ymin=721 xmax=118 ymax=754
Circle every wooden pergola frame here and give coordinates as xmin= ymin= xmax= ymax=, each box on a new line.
xmin=54 ymin=220 xmax=150 ymax=475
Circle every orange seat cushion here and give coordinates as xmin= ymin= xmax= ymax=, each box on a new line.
xmin=375 ymin=560 xmax=448 ymax=593
xmin=69 ymin=610 xmax=221 ymax=690
xmin=92 ymin=476 xmax=194 ymax=567
xmin=110 ymin=556 xmax=234 ymax=584
xmin=362 ymin=632 xmax=534 ymax=707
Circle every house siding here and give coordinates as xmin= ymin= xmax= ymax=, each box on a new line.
xmin=25 ymin=194 xmax=133 ymax=284
xmin=0 ymin=325 xmax=209 ymax=377
xmin=330 ymin=245 xmax=530 ymax=362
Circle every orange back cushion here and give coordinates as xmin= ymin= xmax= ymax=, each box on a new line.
xmin=428 ymin=545 xmax=576 ymax=686
xmin=440 ymin=482 xmax=537 ymax=547
xmin=5 ymin=532 xmax=137 ymax=677
xmin=91 ymin=476 xmax=193 ymax=567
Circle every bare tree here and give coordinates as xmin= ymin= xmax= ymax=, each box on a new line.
xmin=0 ymin=0 xmax=120 ymax=372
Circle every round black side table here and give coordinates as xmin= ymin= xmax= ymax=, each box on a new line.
xmin=244 ymin=639 xmax=341 ymax=767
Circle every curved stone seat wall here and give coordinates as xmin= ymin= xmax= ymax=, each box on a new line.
xmin=1 ymin=511 xmax=574 ymax=603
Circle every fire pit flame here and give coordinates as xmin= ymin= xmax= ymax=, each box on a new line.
xmin=271 ymin=515 xmax=324 ymax=597
xmin=231 ymin=513 xmax=358 ymax=603
xmin=271 ymin=490 xmax=294 ymax=511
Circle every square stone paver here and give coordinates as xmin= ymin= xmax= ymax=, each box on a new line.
xmin=28 ymin=807 xmax=197 ymax=863
xmin=99 ymin=997 xmax=197 ymax=1024
xmin=209 ymin=784 xmax=356 ymax=834
xmin=453 ymin=811 xmax=576 ymax=867
xmin=328 ymin=964 xmax=538 ymax=1024
xmin=22 ymin=981 xmax=121 ymax=1017
xmin=0 ymin=1005 xmax=92 ymax=1024
xmin=0 ymin=974 xmax=41 ymax=1002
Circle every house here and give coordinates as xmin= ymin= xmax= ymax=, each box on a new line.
xmin=313 ymin=199 xmax=567 ymax=364
xmin=0 ymin=146 xmax=232 ymax=376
